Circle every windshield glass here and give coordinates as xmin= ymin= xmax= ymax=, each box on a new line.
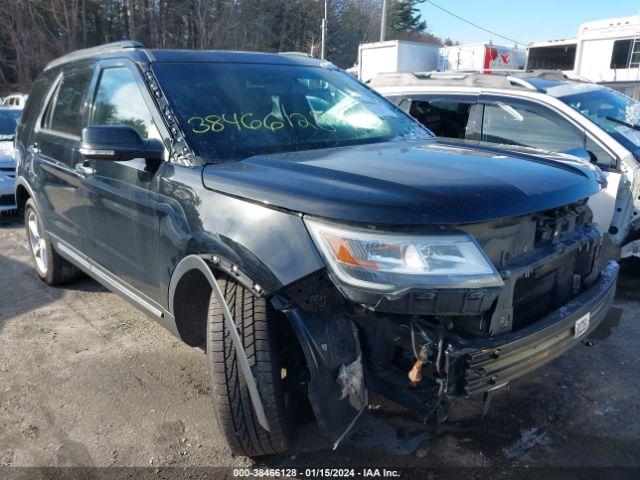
xmin=152 ymin=62 xmax=431 ymax=160
xmin=556 ymin=86 xmax=640 ymax=153
xmin=0 ymin=109 xmax=20 ymax=138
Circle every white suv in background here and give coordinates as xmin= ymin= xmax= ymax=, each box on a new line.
xmin=371 ymin=71 xmax=640 ymax=259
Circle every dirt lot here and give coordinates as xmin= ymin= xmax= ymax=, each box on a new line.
xmin=1 ymin=212 xmax=639 ymax=479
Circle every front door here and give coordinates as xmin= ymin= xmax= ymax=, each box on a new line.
xmin=81 ymin=60 xmax=167 ymax=302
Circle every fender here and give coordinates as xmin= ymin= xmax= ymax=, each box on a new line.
xmin=168 ymin=254 xmax=271 ymax=432
xmin=157 ymin=163 xmax=325 ymax=307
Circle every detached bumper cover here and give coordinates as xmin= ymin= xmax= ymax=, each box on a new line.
xmin=448 ymin=261 xmax=619 ymax=397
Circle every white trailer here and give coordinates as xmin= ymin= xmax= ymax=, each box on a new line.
xmin=357 ymin=40 xmax=439 ymax=83
xmin=574 ymin=15 xmax=640 ymax=99
xmin=437 ymin=43 xmax=527 ymax=72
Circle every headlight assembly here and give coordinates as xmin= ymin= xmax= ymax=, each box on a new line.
xmin=305 ymin=218 xmax=503 ymax=295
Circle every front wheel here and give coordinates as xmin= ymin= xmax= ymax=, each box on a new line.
xmin=207 ymin=276 xmax=290 ymax=456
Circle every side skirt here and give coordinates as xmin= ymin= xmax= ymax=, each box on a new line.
xmin=49 ymin=234 xmax=179 ymax=337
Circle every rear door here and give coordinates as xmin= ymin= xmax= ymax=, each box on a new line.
xmin=29 ymin=64 xmax=95 ymax=252
xmin=81 ymin=59 xmax=167 ymax=302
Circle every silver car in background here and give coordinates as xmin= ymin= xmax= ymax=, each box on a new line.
xmin=0 ymin=107 xmax=21 ymax=214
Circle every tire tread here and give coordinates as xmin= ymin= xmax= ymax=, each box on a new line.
xmin=207 ymin=277 xmax=289 ymax=456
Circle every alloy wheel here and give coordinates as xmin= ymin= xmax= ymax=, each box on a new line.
xmin=27 ymin=210 xmax=48 ymax=274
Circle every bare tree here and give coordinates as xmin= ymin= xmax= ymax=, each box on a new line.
xmin=0 ymin=0 xmax=449 ymax=94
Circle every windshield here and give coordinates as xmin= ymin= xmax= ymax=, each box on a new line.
xmin=0 ymin=109 xmax=20 ymax=139
xmin=152 ymin=62 xmax=431 ymax=160
xmin=556 ymin=86 xmax=640 ymax=153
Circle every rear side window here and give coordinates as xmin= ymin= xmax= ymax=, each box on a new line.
xmin=44 ymin=68 xmax=93 ymax=136
xmin=482 ymin=103 xmax=583 ymax=153
xmin=91 ymin=67 xmax=156 ymax=140
xmin=409 ymin=99 xmax=474 ymax=139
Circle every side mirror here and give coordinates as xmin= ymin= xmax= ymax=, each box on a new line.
xmin=80 ymin=125 xmax=164 ymax=161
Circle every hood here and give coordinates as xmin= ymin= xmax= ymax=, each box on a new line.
xmin=201 ymin=140 xmax=602 ymax=225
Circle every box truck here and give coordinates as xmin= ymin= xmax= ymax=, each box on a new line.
xmin=437 ymin=43 xmax=526 ymax=72
xmin=357 ymin=40 xmax=439 ymax=83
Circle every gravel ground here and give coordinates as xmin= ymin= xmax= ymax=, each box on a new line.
xmin=1 ymin=212 xmax=639 ymax=479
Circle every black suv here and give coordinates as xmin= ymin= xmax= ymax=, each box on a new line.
xmin=15 ymin=41 xmax=618 ymax=457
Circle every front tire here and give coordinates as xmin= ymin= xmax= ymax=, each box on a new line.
xmin=24 ymin=198 xmax=81 ymax=285
xmin=207 ymin=276 xmax=290 ymax=456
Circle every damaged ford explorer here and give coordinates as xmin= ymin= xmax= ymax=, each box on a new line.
xmin=15 ymin=42 xmax=622 ymax=457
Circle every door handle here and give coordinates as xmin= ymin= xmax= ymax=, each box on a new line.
xmin=75 ymin=162 xmax=96 ymax=176
xmin=28 ymin=144 xmax=40 ymax=155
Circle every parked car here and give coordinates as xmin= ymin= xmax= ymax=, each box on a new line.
xmin=371 ymin=71 xmax=640 ymax=259
xmin=0 ymin=106 xmax=21 ymax=214
xmin=16 ymin=42 xmax=620 ymax=457
xmin=2 ymin=93 xmax=28 ymax=109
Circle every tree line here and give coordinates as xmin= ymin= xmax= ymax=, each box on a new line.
xmin=0 ymin=0 xmax=452 ymax=94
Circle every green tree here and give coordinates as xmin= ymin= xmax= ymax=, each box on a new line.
xmin=386 ymin=0 xmax=428 ymax=40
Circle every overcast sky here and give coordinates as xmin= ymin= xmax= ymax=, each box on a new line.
xmin=417 ymin=0 xmax=640 ymax=46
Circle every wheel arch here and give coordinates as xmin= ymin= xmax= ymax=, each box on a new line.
xmin=168 ymin=253 xmax=273 ymax=431
xmin=168 ymin=253 xmax=279 ymax=347
xmin=15 ymin=177 xmax=36 ymax=212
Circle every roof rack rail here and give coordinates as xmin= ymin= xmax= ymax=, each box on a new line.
xmin=278 ymin=51 xmax=312 ymax=58
xmin=45 ymin=40 xmax=144 ymax=70
xmin=368 ymin=71 xmax=531 ymax=90
xmin=502 ymin=69 xmax=590 ymax=83
xmin=369 ymin=69 xmax=593 ymax=91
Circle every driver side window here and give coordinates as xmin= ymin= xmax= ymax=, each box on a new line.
xmin=91 ymin=67 xmax=158 ymax=140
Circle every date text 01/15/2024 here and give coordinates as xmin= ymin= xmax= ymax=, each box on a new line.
xmin=232 ymin=468 xmax=401 ymax=477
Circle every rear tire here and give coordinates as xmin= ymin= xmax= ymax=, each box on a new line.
xmin=207 ymin=276 xmax=290 ymax=456
xmin=24 ymin=198 xmax=81 ymax=286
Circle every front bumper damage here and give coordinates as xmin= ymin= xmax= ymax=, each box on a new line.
xmin=448 ymin=260 xmax=618 ymax=397
xmin=274 ymin=261 xmax=618 ymax=448
xmin=273 ymin=202 xmax=619 ymax=446
xmin=272 ymin=203 xmax=620 ymax=448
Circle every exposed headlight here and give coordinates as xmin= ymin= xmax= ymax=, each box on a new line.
xmin=305 ymin=218 xmax=503 ymax=294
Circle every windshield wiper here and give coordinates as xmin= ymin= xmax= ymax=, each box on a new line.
xmin=606 ymin=116 xmax=640 ymax=132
